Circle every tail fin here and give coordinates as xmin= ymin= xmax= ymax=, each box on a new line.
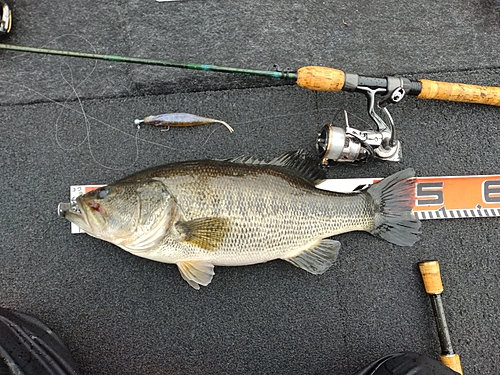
xmin=367 ymin=168 xmax=421 ymax=246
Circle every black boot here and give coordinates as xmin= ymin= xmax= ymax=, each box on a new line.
xmin=0 ymin=307 xmax=80 ymax=375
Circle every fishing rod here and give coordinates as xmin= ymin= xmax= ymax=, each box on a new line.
xmin=2 ymin=43 xmax=500 ymax=164
xmin=1 ymin=43 xmax=499 ymax=106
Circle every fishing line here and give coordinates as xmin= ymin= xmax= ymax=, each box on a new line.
xmin=55 ymin=61 xmax=96 ymax=151
xmin=0 ymin=34 xmax=179 ymax=170
xmin=55 ymin=61 xmax=142 ymax=170
xmin=50 ymin=36 xmax=142 ymax=170
xmin=5 ymin=74 xmax=342 ymax=156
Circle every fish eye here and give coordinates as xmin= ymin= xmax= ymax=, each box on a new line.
xmin=97 ymin=187 xmax=109 ymax=199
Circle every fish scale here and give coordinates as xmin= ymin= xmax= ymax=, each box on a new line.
xmin=158 ymin=169 xmax=362 ymax=256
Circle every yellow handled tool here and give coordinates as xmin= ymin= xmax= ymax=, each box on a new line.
xmin=419 ymin=260 xmax=463 ymax=374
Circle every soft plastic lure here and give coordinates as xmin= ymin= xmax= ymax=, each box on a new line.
xmin=134 ymin=113 xmax=234 ymax=133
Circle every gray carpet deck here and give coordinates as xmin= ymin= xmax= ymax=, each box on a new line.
xmin=1 ymin=1 xmax=499 ymax=374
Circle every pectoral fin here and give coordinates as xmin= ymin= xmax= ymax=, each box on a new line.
xmin=177 ymin=261 xmax=215 ymax=290
xmin=284 ymin=239 xmax=341 ymax=275
xmin=175 ymin=217 xmax=230 ymax=251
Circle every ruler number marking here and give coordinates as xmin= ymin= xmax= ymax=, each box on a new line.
xmin=416 ymin=182 xmax=444 ymax=206
xmin=483 ymin=180 xmax=500 ymax=203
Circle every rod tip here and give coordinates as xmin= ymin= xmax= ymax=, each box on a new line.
xmin=134 ymin=119 xmax=143 ymax=126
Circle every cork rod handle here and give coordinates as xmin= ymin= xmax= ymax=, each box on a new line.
xmin=418 ymin=79 xmax=500 ymax=106
xmin=296 ymin=66 xmax=500 ymax=107
xmin=296 ymin=66 xmax=346 ymax=91
xmin=419 ymin=260 xmax=444 ymax=295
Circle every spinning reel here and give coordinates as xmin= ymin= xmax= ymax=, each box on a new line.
xmin=316 ymin=76 xmax=411 ymax=164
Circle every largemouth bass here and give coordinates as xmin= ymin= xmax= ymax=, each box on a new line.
xmin=59 ymin=151 xmax=420 ymax=289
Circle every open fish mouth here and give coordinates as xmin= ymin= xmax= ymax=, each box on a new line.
xmin=59 ymin=196 xmax=108 ymax=235
xmin=57 ymin=202 xmax=81 ymax=218
xmin=58 ymin=200 xmax=88 ymax=229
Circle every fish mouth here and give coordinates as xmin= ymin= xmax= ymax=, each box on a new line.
xmin=57 ymin=202 xmax=79 ymax=218
xmin=58 ymin=197 xmax=105 ymax=233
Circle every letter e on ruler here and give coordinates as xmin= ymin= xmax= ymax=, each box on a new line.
xmin=483 ymin=180 xmax=500 ymax=203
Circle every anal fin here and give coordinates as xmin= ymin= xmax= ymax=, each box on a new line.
xmin=284 ymin=239 xmax=341 ymax=275
xmin=177 ymin=261 xmax=215 ymax=290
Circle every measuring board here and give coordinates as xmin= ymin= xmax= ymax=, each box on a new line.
xmin=68 ymin=175 xmax=500 ymax=233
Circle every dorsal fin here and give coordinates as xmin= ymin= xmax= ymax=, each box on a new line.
xmin=222 ymin=155 xmax=264 ymax=165
xmin=223 ymin=150 xmax=326 ymax=183
xmin=269 ymin=150 xmax=326 ymax=182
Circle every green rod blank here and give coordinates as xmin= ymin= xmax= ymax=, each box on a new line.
xmin=0 ymin=43 xmax=298 ymax=80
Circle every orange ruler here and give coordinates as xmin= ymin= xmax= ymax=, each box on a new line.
xmin=317 ymin=175 xmax=500 ymax=220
